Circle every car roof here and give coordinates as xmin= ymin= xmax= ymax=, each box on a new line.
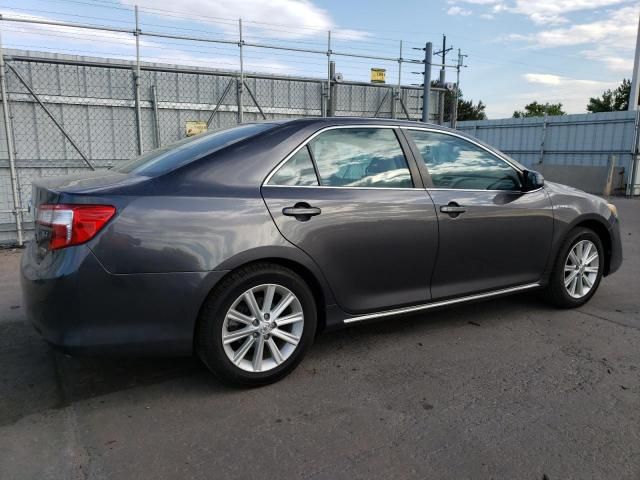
xmin=262 ymin=116 xmax=456 ymax=131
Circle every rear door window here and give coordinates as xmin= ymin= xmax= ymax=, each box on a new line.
xmin=308 ymin=128 xmax=413 ymax=188
xmin=268 ymin=146 xmax=319 ymax=186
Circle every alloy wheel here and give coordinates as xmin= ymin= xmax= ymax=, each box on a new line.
xmin=221 ymin=284 xmax=304 ymax=373
xmin=564 ymin=239 xmax=600 ymax=299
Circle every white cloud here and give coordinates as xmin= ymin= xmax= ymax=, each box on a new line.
xmin=581 ymin=46 xmax=635 ymax=73
xmin=480 ymin=13 xmax=495 ymax=19
xmin=526 ymin=6 xmax=638 ymax=47
xmin=522 ymin=73 xmax=608 ymax=87
xmin=0 ymin=9 xmax=301 ymax=76
xmin=451 ymin=0 xmax=633 ymax=24
xmin=121 ymin=0 xmax=370 ymax=40
xmin=522 ymin=73 xmax=564 ymax=85
xmin=449 ymin=0 xmax=502 ymax=5
xmin=447 ymin=6 xmax=472 ymax=16
xmin=498 ymin=5 xmax=638 ymax=74
xmin=512 ymin=0 xmax=630 ymax=24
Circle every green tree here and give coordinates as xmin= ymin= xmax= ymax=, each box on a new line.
xmin=454 ymin=97 xmax=487 ymax=121
xmin=513 ymin=101 xmax=565 ymax=118
xmin=436 ymin=83 xmax=487 ymax=121
xmin=587 ymin=79 xmax=632 ymax=112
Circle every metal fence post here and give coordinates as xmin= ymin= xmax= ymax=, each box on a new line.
xmin=603 ymin=155 xmax=617 ymax=196
xmin=151 ymin=84 xmax=161 ymax=148
xmin=133 ymin=5 xmax=143 ymax=155
xmin=237 ymin=18 xmax=244 ymax=124
xmin=326 ymin=31 xmax=332 ymax=117
xmin=0 ymin=34 xmax=22 ymax=246
xmin=449 ymin=88 xmax=457 ymax=129
xmin=328 ymin=60 xmax=336 ymax=117
xmin=628 ymin=109 xmax=640 ymax=196
xmin=539 ymin=114 xmax=547 ymax=165
xmin=390 ymin=86 xmax=396 ymax=119
xmin=393 ymin=40 xmax=402 ymax=120
xmin=320 ymin=83 xmax=327 ymax=117
xmin=421 ymin=42 xmax=432 ymax=123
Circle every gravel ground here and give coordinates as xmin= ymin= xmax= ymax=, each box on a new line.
xmin=0 ymin=197 xmax=638 ymax=480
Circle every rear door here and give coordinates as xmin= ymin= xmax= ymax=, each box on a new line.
xmin=262 ymin=126 xmax=438 ymax=314
xmin=404 ymin=128 xmax=554 ymax=300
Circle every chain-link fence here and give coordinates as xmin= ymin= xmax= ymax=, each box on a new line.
xmin=0 ymin=49 xmax=440 ymax=245
xmin=0 ymin=7 xmax=454 ymax=246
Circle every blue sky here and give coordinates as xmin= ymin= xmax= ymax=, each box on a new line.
xmin=1 ymin=0 xmax=638 ymax=118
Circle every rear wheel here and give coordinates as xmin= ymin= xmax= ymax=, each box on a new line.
xmin=544 ymin=227 xmax=604 ymax=308
xmin=196 ymin=263 xmax=316 ymax=386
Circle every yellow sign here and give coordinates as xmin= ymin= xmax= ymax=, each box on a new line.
xmin=370 ymin=68 xmax=386 ymax=84
xmin=186 ymin=120 xmax=207 ymax=137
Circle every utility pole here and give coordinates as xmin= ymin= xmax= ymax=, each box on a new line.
xmin=629 ymin=12 xmax=640 ymax=112
xmin=438 ymin=35 xmax=446 ymax=125
xmin=450 ymin=49 xmax=467 ymax=129
xmin=434 ymin=34 xmax=452 ymax=125
xmin=421 ymin=42 xmax=432 ymax=123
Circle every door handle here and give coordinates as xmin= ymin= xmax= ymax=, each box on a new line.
xmin=282 ymin=203 xmax=321 ymax=221
xmin=440 ymin=202 xmax=466 ymax=217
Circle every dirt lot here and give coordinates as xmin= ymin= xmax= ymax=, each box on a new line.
xmin=0 ymin=198 xmax=638 ymax=480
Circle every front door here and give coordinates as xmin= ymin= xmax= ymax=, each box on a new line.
xmin=262 ymin=126 xmax=438 ymax=314
xmin=404 ymin=128 xmax=554 ymax=300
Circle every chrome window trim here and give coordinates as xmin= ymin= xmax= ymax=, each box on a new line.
xmin=427 ymin=186 xmax=543 ymax=194
xmin=262 ymin=184 xmax=544 ymax=194
xmin=263 ymin=125 xmax=417 ymax=189
xmin=343 ymin=283 xmax=540 ymax=324
xmin=262 ymin=184 xmax=420 ymax=192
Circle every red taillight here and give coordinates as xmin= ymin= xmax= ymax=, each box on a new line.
xmin=36 ymin=204 xmax=116 ymax=250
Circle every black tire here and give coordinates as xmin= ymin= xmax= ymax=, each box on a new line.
xmin=196 ymin=262 xmax=317 ymax=387
xmin=544 ymin=227 xmax=604 ymax=308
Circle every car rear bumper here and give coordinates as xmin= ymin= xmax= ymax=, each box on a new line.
xmin=21 ymin=242 xmax=228 ymax=356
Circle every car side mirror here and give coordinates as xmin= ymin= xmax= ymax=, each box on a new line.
xmin=522 ymin=169 xmax=544 ymax=192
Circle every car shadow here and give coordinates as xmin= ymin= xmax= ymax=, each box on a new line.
xmin=1 ymin=291 xmax=547 ymax=426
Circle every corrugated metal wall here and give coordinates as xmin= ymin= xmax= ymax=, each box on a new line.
xmin=457 ymin=111 xmax=638 ymax=190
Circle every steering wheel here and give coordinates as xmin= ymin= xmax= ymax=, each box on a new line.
xmin=485 ymin=176 xmax=519 ymax=191
xmin=448 ymin=177 xmax=472 ymax=189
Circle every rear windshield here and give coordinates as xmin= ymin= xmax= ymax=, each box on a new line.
xmin=116 ymin=123 xmax=274 ymax=176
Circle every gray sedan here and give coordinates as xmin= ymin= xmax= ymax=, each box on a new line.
xmin=21 ymin=118 xmax=622 ymax=386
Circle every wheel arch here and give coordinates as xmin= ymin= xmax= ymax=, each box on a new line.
xmin=571 ymin=216 xmax=613 ymax=275
xmin=194 ymin=248 xmax=335 ymax=348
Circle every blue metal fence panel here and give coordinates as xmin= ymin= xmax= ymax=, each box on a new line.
xmin=458 ymin=111 xmax=638 ymax=174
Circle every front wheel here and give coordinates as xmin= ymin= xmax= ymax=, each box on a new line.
xmin=544 ymin=227 xmax=604 ymax=308
xmin=196 ymin=263 xmax=317 ymax=387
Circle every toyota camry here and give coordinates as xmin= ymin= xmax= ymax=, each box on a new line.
xmin=21 ymin=118 xmax=622 ymax=386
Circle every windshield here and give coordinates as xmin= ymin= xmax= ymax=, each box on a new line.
xmin=116 ymin=123 xmax=275 ymax=176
